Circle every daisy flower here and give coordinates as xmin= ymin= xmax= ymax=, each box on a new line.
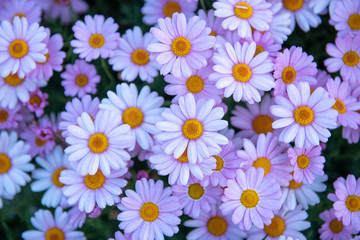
xmin=0 ymin=131 xmax=33 ymax=197
xmin=342 ymin=126 xmax=360 ymax=144
xmin=311 ymin=69 xmax=332 ymax=90
xmin=184 ymin=204 xmax=247 ymax=240
xmin=273 ymin=46 xmax=317 ymax=96
xmin=64 ymin=111 xmax=134 ymax=176
xmin=172 ymin=179 xmax=223 ymax=218
xmin=148 ymin=13 xmax=215 ymax=78
xmin=24 ymin=88 xmax=49 ymax=117
xmin=220 ymin=167 xmax=282 ymax=231
xmin=268 ymin=2 xmax=292 ymax=44
xmin=61 ymin=59 xmax=101 ymax=98
xmin=219 ymin=127 xmax=243 ymax=149
xmin=155 ymin=94 xmax=228 ymax=163
xmin=319 ymin=208 xmax=355 ymax=240
xmin=22 ymin=207 xmax=86 ymax=240
xmin=117 ymin=178 xmax=182 ymax=240
xmin=247 ymin=31 xmax=282 ymax=59
xmin=71 ymin=14 xmax=120 ymax=62
xmin=59 ymin=95 xmax=100 ymax=138
xmin=213 ymin=0 xmax=273 ymax=39
xmin=60 ymin=168 xmax=127 ymax=213
xmin=271 ymin=82 xmax=338 ymax=148
xmin=231 ymin=94 xmax=277 ymax=143
xmin=325 ymin=34 xmax=360 ymax=83
xmin=328 ymin=174 xmax=360 ymax=231
xmin=109 ymin=26 xmax=159 ymax=83
xmin=141 ymin=0 xmax=197 ymax=26
xmin=238 ymin=133 xmax=293 ymax=187
xmin=0 ymin=104 xmax=23 ymax=130
xmin=210 ymin=41 xmax=274 ymax=103
xmin=0 ymin=0 xmax=41 ymax=24
xmin=247 ymin=206 xmax=310 ymax=240
xmin=0 ymin=17 xmax=47 ymax=78
xmin=99 ymin=83 xmax=164 ymax=151
xmin=329 ymin=0 xmax=360 ymax=37
xmin=198 ymin=9 xmax=226 ymax=38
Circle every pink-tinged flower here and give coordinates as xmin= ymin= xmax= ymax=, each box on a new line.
xmin=288 ymin=146 xmax=325 ymax=184
xmin=155 ymin=94 xmax=228 ymax=163
xmin=61 ymin=60 xmax=101 ymax=98
xmin=268 ymin=2 xmax=292 ymax=44
xmin=148 ymin=13 xmax=215 ymax=78
xmin=231 ymin=94 xmax=277 ymax=143
xmin=328 ymin=174 xmax=360 ymax=231
xmin=22 ymin=207 xmax=86 ymax=240
xmin=67 ymin=206 xmax=86 ymax=229
xmin=184 ymin=204 xmax=246 ymax=240
xmin=141 ymin=0 xmax=197 ymax=26
xmin=342 ymin=126 xmax=360 ymax=144
xmin=211 ymin=41 xmax=274 ymax=103
xmin=172 ymin=179 xmax=223 ymax=218
xmin=271 ymin=82 xmax=338 ymax=148
xmin=326 ymin=77 xmax=360 ymax=128
xmin=100 ymin=83 xmax=164 ymax=151
xmin=324 ymin=34 xmax=360 ymax=83
xmin=329 ymin=0 xmax=360 ymax=37
xmin=319 ymin=208 xmax=355 ymax=240
xmin=109 ymin=26 xmax=159 ymax=83
xmin=238 ymin=133 xmax=292 ymax=187
xmin=164 ymin=65 xmax=222 ymax=104
xmin=60 ymin=168 xmax=127 ymax=213
xmin=117 ymin=178 xmax=182 ymax=240
xmin=247 ymin=206 xmax=310 ymax=240
xmin=0 ymin=0 xmax=41 ymax=24
xmin=220 ymin=167 xmax=282 ymax=231
xmin=59 ymin=95 xmax=99 ymax=138
xmin=64 ymin=111 xmax=134 ymax=176
xmin=0 ymin=104 xmax=23 ymax=130
xmin=0 ymin=17 xmax=47 ymax=78
xmin=198 ymin=9 xmax=226 ymax=38
xmin=273 ymin=46 xmax=317 ymax=96
xmin=246 ymin=31 xmax=281 ymax=60
xmin=213 ymin=0 xmax=272 ymax=38
xmin=71 ymin=15 xmax=120 ymax=62
xmin=24 ymin=88 xmax=48 ymax=117
xmin=311 ymin=69 xmax=331 ymax=90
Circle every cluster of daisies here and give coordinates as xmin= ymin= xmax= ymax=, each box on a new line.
xmin=0 ymin=0 xmax=360 ymax=239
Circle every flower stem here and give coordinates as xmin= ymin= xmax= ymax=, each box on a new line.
xmin=200 ymin=0 xmax=207 ymax=11
xmin=101 ymin=58 xmax=116 ymax=84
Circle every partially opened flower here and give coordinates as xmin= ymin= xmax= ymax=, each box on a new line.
xmin=24 ymin=88 xmax=49 ymax=117
xmin=329 ymin=0 xmax=360 ymax=37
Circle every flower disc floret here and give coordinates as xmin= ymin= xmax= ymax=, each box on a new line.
xmin=207 ymin=216 xmax=227 ymax=236
xmin=264 ymin=215 xmax=286 ymax=237
xmin=140 ymin=202 xmax=159 ymax=222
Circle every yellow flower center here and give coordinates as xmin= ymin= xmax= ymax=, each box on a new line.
xmin=140 ymin=202 xmax=159 ymax=222
xmin=212 ymin=155 xmax=224 ymax=171
xmin=88 ymin=133 xmax=109 ymax=153
xmin=52 ymin=168 xmax=67 ymax=188
xmin=234 ymin=2 xmax=253 ymax=19
xmin=253 ymin=157 xmax=271 ymax=176
xmin=74 ymin=74 xmax=88 ymax=87
xmin=45 ymin=227 xmax=65 ymax=240
xmin=122 ymin=107 xmax=144 ymax=128
xmin=0 ymin=153 xmax=11 ymax=174
xmin=186 ymin=75 xmax=204 ymax=94
xmin=329 ymin=220 xmax=343 ymax=234
xmin=9 ymin=39 xmax=28 ymax=59
xmin=252 ymin=115 xmax=274 ymax=134
xmin=4 ymin=73 xmax=24 ymax=87
xmin=343 ymin=51 xmax=359 ymax=67
xmin=131 ymin=49 xmax=150 ymax=66
xmin=288 ymin=180 xmax=302 ymax=189
xmin=255 ymin=45 xmax=265 ymax=57
xmin=35 ymin=137 xmax=47 ymax=147
xmin=177 ymin=149 xmax=189 ymax=163
xmin=171 ymin=37 xmax=191 ymax=57
xmin=209 ymin=31 xmax=217 ymax=37
xmin=348 ymin=13 xmax=360 ymax=30
xmin=264 ymin=215 xmax=286 ymax=237
xmin=182 ymin=119 xmax=203 ymax=140
xmin=207 ymin=216 xmax=227 ymax=236
xmin=11 ymin=13 xmax=27 ymax=23
xmin=240 ymin=189 xmax=259 ymax=208
xmin=188 ymin=183 xmax=205 ymax=200
xmin=30 ymin=95 xmax=42 ymax=106
xmin=282 ymin=0 xmax=304 ymax=11
xmin=297 ymin=154 xmax=310 ymax=169
xmin=163 ymin=1 xmax=181 ymax=18
xmin=232 ymin=63 xmax=252 ymax=82
xmin=345 ymin=195 xmax=360 ymax=212
xmin=332 ymin=98 xmax=347 ymax=114
xmin=0 ymin=110 xmax=9 ymax=123
xmin=281 ymin=66 xmax=297 ymax=84
xmin=84 ymin=170 xmax=105 ymax=190
xmin=89 ymin=33 xmax=105 ymax=48
xmin=294 ymin=106 xmax=314 ymax=126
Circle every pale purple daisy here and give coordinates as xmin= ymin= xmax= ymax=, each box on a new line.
xmin=219 ymin=127 xmax=243 ymax=149
xmin=117 ymin=178 xmax=182 ymax=240
xmin=71 ymin=14 xmax=120 ymax=62
xmin=0 ymin=0 xmax=41 ymax=24
xmin=155 ymin=94 xmax=229 ymax=163
xmin=271 ymin=82 xmax=338 ymax=148
xmin=109 ymin=26 xmax=159 ymax=83
xmin=67 ymin=206 xmax=86 ymax=229
xmin=198 ymin=9 xmax=226 ymax=38
xmin=342 ymin=126 xmax=360 ymax=144
xmin=220 ymin=167 xmax=282 ymax=231
xmin=309 ymin=0 xmax=331 ymax=14
xmin=64 ymin=111 xmax=134 ymax=176
xmin=210 ymin=41 xmax=274 ymax=103
xmin=213 ymin=0 xmax=273 ymax=38
xmin=268 ymin=2 xmax=292 ymax=44
xmin=24 ymin=88 xmax=49 ymax=117
xmin=0 ymin=104 xmax=23 ymax=130
xmin=329 ymin=0 xmax=360 ymax=37
xmin=311 ymin=69 xmax=331 ymax=90
xmin=247 ymin=31 xmax=281 ymax=59
xmin=61 ymin=59 xmax=101 ymax=98
xmin=148 ymin=13 xmax=215 ymax=78
xmin=319 ymin=208 xmax=355 ymax=240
